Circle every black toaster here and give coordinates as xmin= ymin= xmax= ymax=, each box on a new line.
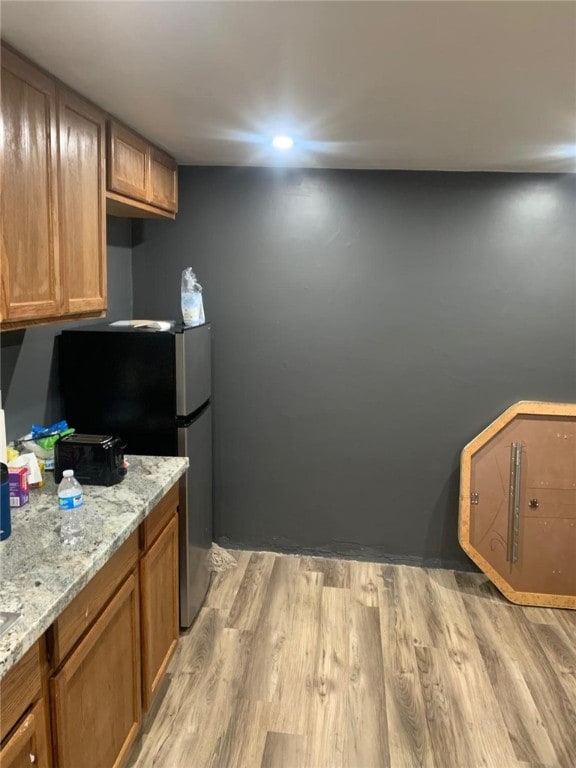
xmin=54 ymin=434 xmax=127 ymax=486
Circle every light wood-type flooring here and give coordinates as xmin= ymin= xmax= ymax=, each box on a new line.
xmin=126 ymin=551 xmax=576 ymax=768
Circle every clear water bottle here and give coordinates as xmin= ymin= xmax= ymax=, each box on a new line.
xmin=58 ymin=469 xmax=85 ymax=545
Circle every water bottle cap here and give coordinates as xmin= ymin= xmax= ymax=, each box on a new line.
xmin=63 ymin=469 xmax=74 ymax=477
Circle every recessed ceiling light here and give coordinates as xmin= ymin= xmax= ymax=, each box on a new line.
xmin=272 ymin=135 xmax=294 ymax=151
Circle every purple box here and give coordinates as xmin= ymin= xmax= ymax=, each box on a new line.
xmin=9 ymin=466 xmax=29 ymax=508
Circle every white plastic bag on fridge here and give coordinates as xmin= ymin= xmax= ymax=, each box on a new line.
xmin=181 ymin=267 xmax=205 ymax=326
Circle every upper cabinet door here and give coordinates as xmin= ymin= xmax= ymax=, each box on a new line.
xmin=59 ymin=88 xmax=107 ymax=315
xmin=1 ymin=47 xmax=61 ymax=323
xmin=149 ymin=147 xmax=178 ymax=213
xmin=107 ymin=121 xmax=149 ymax=203
xmin=106 ymin=119 xmax=178 ymax=219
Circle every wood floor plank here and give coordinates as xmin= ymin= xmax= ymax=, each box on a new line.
xmin=461 ymin=592 xmax=571 ymax=767
xmin=519 ymin=605 xmax=564 ymax=626
xmin=239 ymin=555 xmax=300 ymax=702
xmin=299 ymin=554 xmax=350 ymax=587
xmin=555 ymin=607 xmax=576 ymax=640
xmin=304 ymin=585 xmax=350 ymax=768
xmin=188 ymin=628 xmax=255 ymax=765
xmin=172 ymin=605 xmax=221 ymax=674
xmin=398 ymin=565 xmax=439 ymax=648
xmin=438 ymin=638 xmax=521 ymax=768
xmin=378 ymin=565 xmax=436 ymax=768
xmin=209 ymin=698 xmax=270 ymax=768
xmin=458 ymin=594 xmax=558 ymax=766
xmin=260 ymin=732 xmax=305 ymax=768
xmin=414 ymin=645 xmax=473 ymax=768
xmin=127 ymin=626 xmax=252 ymax=766
xmin=226 ymin=552 xmax=276 ymax=631
xmin=349 ymin=560 xmax=381 ymax=607
xmin=127 ymin=551 xmax=575 ymax=768
xmin=270 ymin=569 xmax=324 ymax=735
xmin=204 ymin=549 xmax=252 ymax=614
xmin=529 ymin=622 xmax=576 ymax=675
xmin=347 ymin=602 xmax=390 ymax=767
xmin=424 ymin=569 xmax=483 ymax=660
xmin=421 ymin=569 xmax=522 ymax=766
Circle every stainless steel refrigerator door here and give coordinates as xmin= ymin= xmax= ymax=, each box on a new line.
xmin=175 ymin=324 xmax=211 ymax=417
xmin=178 ymin=403 xmax=213 ymax=627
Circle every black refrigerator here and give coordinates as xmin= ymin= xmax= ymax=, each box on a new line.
xmin=60 ymin=322 xmax=212 ymax=628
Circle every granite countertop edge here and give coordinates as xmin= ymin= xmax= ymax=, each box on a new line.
xmin=0 ymin=455 xmax=189 ymax=680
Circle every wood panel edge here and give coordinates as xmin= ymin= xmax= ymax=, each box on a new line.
xmin=106 ymin=191 xmax=176 ymax=220
xmin=1 ymin=311 xmax=106 ymax=333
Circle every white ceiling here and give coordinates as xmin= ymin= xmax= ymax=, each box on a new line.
xmin=2 ymin=1 xmax=576 ymax=172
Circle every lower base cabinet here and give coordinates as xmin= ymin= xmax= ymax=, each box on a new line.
xmin=0 ymin=639 xmax=51 ymax=768
xmin=140 ymin=513 xmax=179 ymax=711
xmin=0 ymin=699 xmax=50 ymax=768
xmin=0 ymin=483 xmax=180 ymax=768
xmin=51 ymin=573 xmax=141 ymax=768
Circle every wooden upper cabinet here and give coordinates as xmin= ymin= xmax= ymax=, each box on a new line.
xmin=58 ymin=88 xmax=107 ymax=316
xmin=150 ymin=146 xmax=178 ymax=212
xmin=1 ymin=47 xmax=61 ymax=323
xmin=107 ymin=121 xmax=149 ymax=203
xmin=1 ymin=44 xmax=107 ymax=330
xmin=107 ymin=120 xmax=178 ymax=218
xmin=1 ymin=43 xmax=177 ymax=328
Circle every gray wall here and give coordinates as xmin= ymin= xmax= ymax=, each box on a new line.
xmin=1 ymin=217 xmax=133 ymax=441
xmin=132 ymin=168 xmax=576 ymax=568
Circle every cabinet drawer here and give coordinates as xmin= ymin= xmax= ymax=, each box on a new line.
xmin=141 ymin=483 xmax=179 ymax=551
xmin=50 ymin=530 xmax=138 ymax=667
xmin=0 ymin=640 xmax=42 ymax=742
xmin=0 ymin=698 xmax=50 ymax=768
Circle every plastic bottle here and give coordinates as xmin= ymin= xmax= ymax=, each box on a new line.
xmin=181 ymin=267 xmax=205 ymax=327
xmin=58 ymin=469 xmax=85 ymax=545
xmin=0 ymin=462 xmax=10 ymax=541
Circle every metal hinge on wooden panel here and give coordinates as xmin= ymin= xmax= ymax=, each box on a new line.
xmin=470 ymin=492 xmax=479 ymax=505
xmin=507 ymin=442 xmax=523 ymax=563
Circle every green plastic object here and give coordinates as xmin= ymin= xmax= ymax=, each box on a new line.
xmin=37 ymin=428 xmax=74 ymax=450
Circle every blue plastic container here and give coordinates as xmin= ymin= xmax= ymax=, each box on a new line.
xmin=0 ymin=462 xmax=10 ymax=541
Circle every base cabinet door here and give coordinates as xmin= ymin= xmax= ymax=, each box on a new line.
xmin=106 ymin=120 xmax=178 ymax=219
xmin=140 ymin=514 xmax=179 ymax=711
xmin=0 ymin=700 xmax=50 ymax=768
xmin=51 ymin=573 xmax=141 ymax=768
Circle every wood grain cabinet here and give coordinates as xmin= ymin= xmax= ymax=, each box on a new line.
xmin=1 ymin=46 xmax=62 ymax=325
xmin=107 ymin=121 xmax=178 ymax=219
xmin=48 ymin=532 xmax=140 ymax=768
xmin=140 ymin=484 xmax=179 ymax=711
xmin=58 ymin=88 xmax=107 ymax=317
xmin=0 ymin=640 xmax=51 ymax=768
xmin=51 ymin=574 xmax=141 ymax=768
xmin=0 ymin=45 xmax=107 ymax=330
xmin=149 ymin=146 xmax=178 ymax=213
xmin=0 ymin=700 xmax=51 ymax=768
xmin=0 ymin=486 xmax=181 ymax=768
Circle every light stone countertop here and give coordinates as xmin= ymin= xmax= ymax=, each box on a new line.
xmin=0 ymin=455 xmax=188 ymax=680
